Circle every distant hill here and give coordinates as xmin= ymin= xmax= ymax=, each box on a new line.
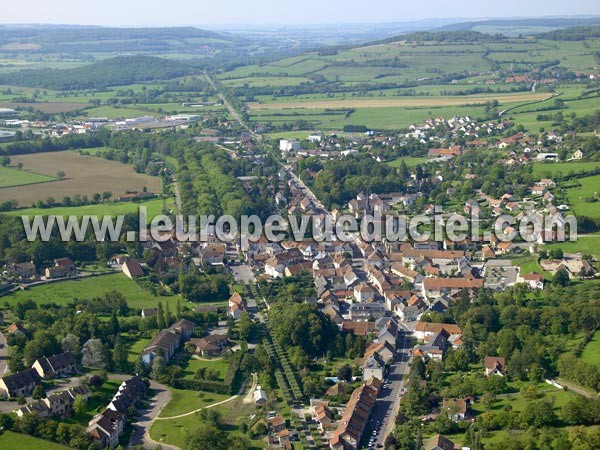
xmin=436 ymin=17 xmax=600 ymax=36
xmin=535 ymin=25 xmax=600 ymax=40
xmin=0 ymin=25 xmax=237 ymax=53
xmin=371 ymin=30 xmax=506 ymax=45
xmin=0 ymin=55 xmax=199 ymax=89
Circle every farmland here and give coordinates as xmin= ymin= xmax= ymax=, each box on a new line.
xmin=532 ymin=161 xmax=600 ymax=178
xmin=565 ymin=175 xmax=600 ymax=218
xmin=0 ymin=151 xmax=162 ymax=206
xmin=1 ymin=273 xmax=177 ymax=309
xmin=5 ymin=198 xmax=166 ymax=223
xmin=247 ymin=92 xmax=551 ymax=110
xmin=0 ymin=165 xmax=57 ymax=188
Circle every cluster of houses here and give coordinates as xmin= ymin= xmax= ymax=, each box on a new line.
xmin=0 ymin=352 xmax=77 ymax=398
xmin=87 ymin=376 xmax=146 ymax=448
xmin=141 ymin=318 xmax=196 ymax=366
xmin=1 ymin=257 xmax=76 ymax=283
xmin=16 ymin=384 xmax=91 ymax=418
xmin=329 ymin=378 xmax=382 ymax=450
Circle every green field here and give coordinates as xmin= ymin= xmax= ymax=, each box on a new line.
xmin=387 ymin=156 xmax=428 ymax=168
xmin=565 ymin=175 xmax=600 ymax=218
xmin=159 ymin=388 xmax=231 ymax=417
xmin=182 ymin=356 xmax=230 ymax=380
xmin=545 ymin=234 xmax=600 ymax=258
xmin=580 ymin=330 xmax=600 ymax=371
xmin=0 ymin=431 xmax=71 ymax=450
xmin=0 ymin=166 xmax=57 ymax=188
xmin=123 ymin=333 xmax=152 ymax=363
xmin=1 ymin=273 xmax=177 ymax=309
xmin=151 ymin=389 xmax=244 ymax=449
xmin=5 ymin=198 xmax=166 ymax=223
xmin=532 ymin=161 xmax=600 ymax=179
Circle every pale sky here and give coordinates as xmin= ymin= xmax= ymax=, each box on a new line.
xmin=1 ymin=0 xmax=599 ymax=26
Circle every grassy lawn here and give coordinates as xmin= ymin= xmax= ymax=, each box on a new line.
xmin=581 ymin=330 xmax=600 ymax=371
xmin=0 ymin=431 xmax=71 ymax=450
xmin=5 ymin=198 xmax=166 ymax=223
xmin=122 ymin=332 xmax=152 ymax=363
xmin=544 ymin=234 xmax=600 ymax=258
xmin=532 ymin=161 xmax=600 ymax=179
xmin=512 ymin=255 xmax=553 ymax=281
xmin=565 ymin=175 xmax=600 ymax=218
xmin=1 ymin=273 xmax=177 ymax=309
xmin=151 ymin=391 xmax=259 ymax=449
xmin=182 ymin=357 xmax=230 ymax=381
xmin=0 ymin=165 xmax=57 ymax=188
xmin=159 ymin=388 xmax=231 ymax=417
xmin=386 ymin=156 xmax=428 ymax=168
xmin=471 ymin=385 xmax=574 ymax=417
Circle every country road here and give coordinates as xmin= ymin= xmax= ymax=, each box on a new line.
xmin=204 ymin=72 xmax=256 ymax=137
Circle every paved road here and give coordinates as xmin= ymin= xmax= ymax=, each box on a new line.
xmin=368 ymin=331 xmax=412 ymax=449
xmin=230 ymin=263 xmax=255 ymax=284
xmin=128 ymin=380 xmax=177 ymax=450
xmin=204 ymin=72 xmax=256 ymax=137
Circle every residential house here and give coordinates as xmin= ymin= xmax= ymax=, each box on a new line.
xmin=329 ymin=383 xmax=378 ymax=450
xmin=423 ymin=434 xmax=455 ymax=450
xmin=199 ymin=243 xmax=226 ymax=265
xmin=32 ymin=352 xmax=77 ymax=379
xmin=141 ymin=308 xmax=158 ymax=319
xmin=7 ymin=321 xmax=26 ymax=336
xmin=268 ymin=414 xmax=287 ymax=433
xmin=122 ymin=260 xmax=144 ymax=279
xmin=45 ymin=257 xmax=76 ymax=279
xmin=228 ymin=292 xmax=247 ymax=319
xmin=414 ymin=322 xmax=462 ymax=342
xmin=422 ymin=277 xmax=483 ymax=301
xmin=5 ymin=261 xmax=36 ymax=279
xmin=88 ymin=408 xmax=125 ymax=448
xmin=349 ymin=302 xmax=386 ymax=321
xmin=441 ymin=397 xmax=468 ymax=422
xmin=484 ymin=356 xmax=506 ymax=377
xmin=313 ymin=404 xmax=334 ymax=430
xmin=0 ymin=368 xmax=42 ymax=398
xmin=190 ymin=333 xmax=229 ymax=357
xmin=522 ymin=272 xmax=544 ymax=290
xmin=353 ymin=283 xmax=376 ymax=302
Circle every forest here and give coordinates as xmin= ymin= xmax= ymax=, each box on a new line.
xmin=0 ymin=56 xmax=199 ymax=90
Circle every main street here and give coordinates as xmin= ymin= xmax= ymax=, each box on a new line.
xmin=367 ymin=330 xmax=412 ymax=448
xmin=208 ymin=78 xmax=412 ymax=447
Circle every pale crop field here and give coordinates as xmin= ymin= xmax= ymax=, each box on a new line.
xmin=247 ymin=92 xmax=551 ymax=110
xmin=0 ymin=151 xmax=162 ymax=206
